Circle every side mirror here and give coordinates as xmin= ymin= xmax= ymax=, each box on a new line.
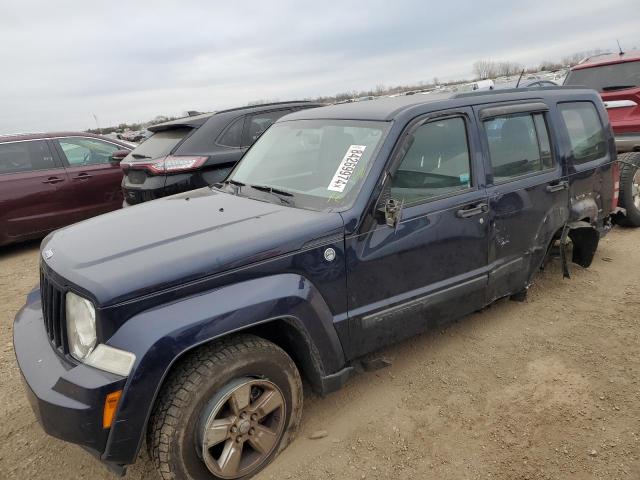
xmin=378 ymin=198 xmax=403 ymax=229
xmin=110 ymin=150 xmax=129 ymax=164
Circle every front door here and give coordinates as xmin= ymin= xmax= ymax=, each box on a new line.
xmin=476 ymin=102 xmax=570 ymax=301
xmin=344 ymin=109 xmax=489 ymax=359
xmin=51 ymin=136 xmax=124 ymax=222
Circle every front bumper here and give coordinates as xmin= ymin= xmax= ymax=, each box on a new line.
xmin=13 ymin=290 xmax=127 ymax=465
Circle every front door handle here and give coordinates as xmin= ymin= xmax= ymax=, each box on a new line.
xmin=456 ymin=203 xmax=488 ymax=218
xmin=546 ymin=181 xmax=568 ymax=193
xmin=42 ymin=176 xmax=64 ymax=184
xmin=72 ymin=173 xmax=92 ymax=180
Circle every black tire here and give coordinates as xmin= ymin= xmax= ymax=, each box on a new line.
xmin=617 ymin=152 xmax=640 ymax=227
xmin=147 ymin=335 xmax=303 ymax=480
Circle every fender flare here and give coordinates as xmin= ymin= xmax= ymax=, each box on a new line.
xmin=100 ymin=273 xmax=345 ymax=465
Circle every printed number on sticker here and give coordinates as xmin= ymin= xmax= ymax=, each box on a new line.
xmin=327 ymin=145 xmax=367 ymax=193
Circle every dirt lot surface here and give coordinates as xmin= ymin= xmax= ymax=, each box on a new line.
xmin=1 ymin=229 xmax=639 ymax=480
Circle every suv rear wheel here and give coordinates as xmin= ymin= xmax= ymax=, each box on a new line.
xmin=148 ymin=335 xmax=303 ymax=480
xmin=617 ymin=152 xmax=640 ymax=227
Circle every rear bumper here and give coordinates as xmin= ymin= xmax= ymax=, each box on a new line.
xmin=13 ymin=290 xmax=127 ymax=468
xmin=615 ymin=132 xmax=640 ymax=153
xmin=122 ymin=171 xmax=204 ymax=206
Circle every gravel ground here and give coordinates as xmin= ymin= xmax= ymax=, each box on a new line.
xmin=1 ymin=228 xmax=639 ymax=480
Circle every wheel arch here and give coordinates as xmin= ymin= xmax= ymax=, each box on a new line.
xmin=101 ymin=273 xmax=346 ymax=466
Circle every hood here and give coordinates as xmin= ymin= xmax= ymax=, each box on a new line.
xmin=42 ymin=188 xmax=344 ymax=305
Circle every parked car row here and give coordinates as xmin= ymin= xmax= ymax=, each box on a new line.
xmin=0 ymin=102 xmax=322 ymax=247
xmin=14 ymin=86 xmax=627 ymax=480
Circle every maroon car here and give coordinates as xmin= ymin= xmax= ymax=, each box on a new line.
xmin=0 ymin=132 xmax=132 ymax=247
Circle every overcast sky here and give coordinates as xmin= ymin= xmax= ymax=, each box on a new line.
xmin=1 ymin=0 xmax=639 ymax=133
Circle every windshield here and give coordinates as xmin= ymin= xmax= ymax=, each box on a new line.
xmin=226 ymin=119 xmax=388 ymax=211
xmin=564 ymin=60 xmax=640 ymax=92
xmin=125 ymin=127 xmax=193 ymax=161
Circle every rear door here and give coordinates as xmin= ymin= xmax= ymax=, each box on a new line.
xmin=476 ymin=102 xmax=569 ymax=301
xmin=51 ymin=136 xmax=124 ymax=221
xmin=0 ymin=140 xmax=74 ymax=241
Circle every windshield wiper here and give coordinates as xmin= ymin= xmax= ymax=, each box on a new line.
xmin=602 ymin=85 xmax=636 ymax=91
xmin=224 ymin=179 xmax=245 ymax=187
xmin=131 ymin=153 xmax=152 ymax=159
xmin=249 ymin=184 xmax=294 ymax=205
xmin=221 ymin=179 xmax=245 ymax=195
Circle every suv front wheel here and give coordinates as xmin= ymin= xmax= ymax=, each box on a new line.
xmin=148 ymin=335 xmax=303 ymax=480
xmin=617 ymin=152 xmax=640 ymax=227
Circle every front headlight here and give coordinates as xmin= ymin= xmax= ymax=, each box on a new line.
xmin=66 ymin=291 xmax=97 ymax=360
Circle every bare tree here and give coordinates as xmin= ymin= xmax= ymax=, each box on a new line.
xmin=473 ymin=59 xmax=498 ymax=80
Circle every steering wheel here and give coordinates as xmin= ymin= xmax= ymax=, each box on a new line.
xmin=82 ymin=151 xmax=91 ymax=164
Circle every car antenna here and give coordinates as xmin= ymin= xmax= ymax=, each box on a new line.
xmin=515 ymin=68 xmax=525 ymax=88
xmin=616 ymin=39 xmax=625 ymax=56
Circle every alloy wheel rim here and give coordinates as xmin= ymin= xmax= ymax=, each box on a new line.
xmin=198 ymin=378 xmax=286 ymax=479
xmin=633 ymin=168 xmax=640 ymax=209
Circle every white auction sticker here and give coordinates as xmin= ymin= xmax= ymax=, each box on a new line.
xmin=327 ymin=145 xmax=367 ymax=193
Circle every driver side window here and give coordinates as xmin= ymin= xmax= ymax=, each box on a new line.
xmin=56 ymin=137 xmax=119 ymax=166
xmin=391 ymin=117 xmax=471 ymax=205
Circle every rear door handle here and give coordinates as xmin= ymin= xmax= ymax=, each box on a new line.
xmin=546 ymin=181 xmax=568 ymax=193
xmin=72 ymin=173 xmax=92 ymax=180
xmin=456 ymin=202 xmax=488 ymax=218
xmin=42 ymin=176 xmax=64 ymax=184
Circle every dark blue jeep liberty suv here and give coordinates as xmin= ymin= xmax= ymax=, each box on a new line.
xmin=14 ymin=87 xmax=617 ymax=479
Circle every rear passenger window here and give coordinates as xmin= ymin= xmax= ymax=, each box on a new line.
xmin=484 ymin=113 xmax=554 ymax=183
xmin=0 ymin=140 xmax=57 ymax=174
xmin=217 ymin=117 xmax=244 ymax=147
xmin=391 ymin=117 xmax=471 ymax=204
xmin=558 ymin=102 xmax=607 ymax=164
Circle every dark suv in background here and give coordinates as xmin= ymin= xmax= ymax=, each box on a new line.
xmin=564 ymin=50 xmax=640 ymax=225
xmin=120 ymin=101 xmax=323 ymax=206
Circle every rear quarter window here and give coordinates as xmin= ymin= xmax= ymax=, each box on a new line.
xmin=558 ymin=102 xmax=607 ymax=165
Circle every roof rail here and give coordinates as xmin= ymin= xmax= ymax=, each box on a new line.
xmin=577 ymin=52 xmax=613 ymax=65
xmin=215 ymin=100 xmax=318 ymax=115
xmin=452 ymin=85 xmax=582 ymax=99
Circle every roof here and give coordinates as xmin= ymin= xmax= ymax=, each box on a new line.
xmin=0 ymin=131 xmax=131 ymax=145
xmin=149 ymin=101 xmax=324 ymax=132
xmin=572 ymin=50 xmax=640 ymax=70
xmin=281 ymin=86 xmax=594 ymax=122
xmin=283 ymin=93 xmax=455 ymax=122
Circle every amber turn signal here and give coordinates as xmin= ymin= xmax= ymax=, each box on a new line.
xmin=103 ymin=390 xmax=123 ymax=429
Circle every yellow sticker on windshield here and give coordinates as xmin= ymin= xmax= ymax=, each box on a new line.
xmin=327 ymin=145 xmax=367 ymax=193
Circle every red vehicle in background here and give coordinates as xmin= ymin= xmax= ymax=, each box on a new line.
xmin=0 ymin=132 xmax=132 ymax=247
xmin=564 ymin=50 xmax=640 ymax=226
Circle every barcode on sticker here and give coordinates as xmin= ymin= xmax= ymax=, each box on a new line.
xmin=327 ymin=145 xmax=367 ymax=193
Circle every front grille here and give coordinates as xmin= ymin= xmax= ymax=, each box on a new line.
xmin=40 ymin=269 xmax=68 ymax=353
